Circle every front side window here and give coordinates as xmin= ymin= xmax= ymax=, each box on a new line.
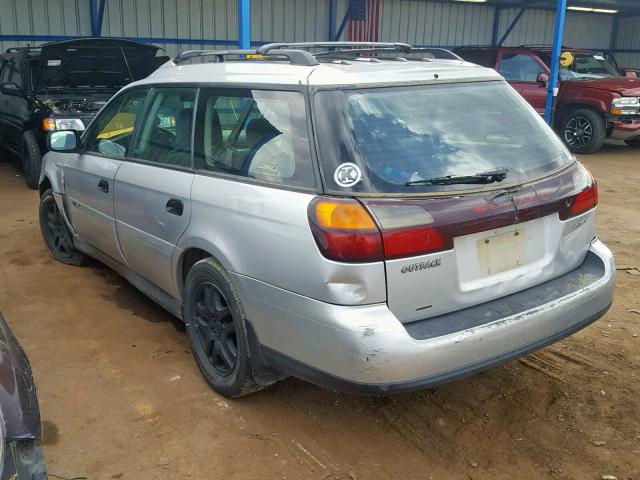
xmin=131 ymin=87 xmax=197 ymax=167
xmin=498 ymin=53 xmax=544 ymax=82
xmin=314 ymin=81 xmax=574 ymax=194
xmin=84 ymin=89 xmax=149 ymax=158
xmin=194 ymin=88 xmax=316 ymax=189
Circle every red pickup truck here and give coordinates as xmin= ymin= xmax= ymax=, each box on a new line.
xmin=454 ymin=46 xmax=640 ymax=154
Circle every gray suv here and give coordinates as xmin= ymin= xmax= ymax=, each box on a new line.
xmin=38 ymin=42 xmax=615 ymax=397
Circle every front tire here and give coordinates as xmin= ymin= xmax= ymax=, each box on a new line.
xmin=625 ymin=137 xmax=640 ymax=148
xmin=21 ymin=130 xmax=42 ymax=189
xmin=184 ymin=258 xmax=262 ymax=398
xmin=39 ymin=188 xmax=84 ymax=266
xmin=560 ymin=108 xmax=605 ymax=154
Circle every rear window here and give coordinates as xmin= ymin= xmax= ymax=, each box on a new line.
xmin=313 ymin=81 xmax=574 ymax=194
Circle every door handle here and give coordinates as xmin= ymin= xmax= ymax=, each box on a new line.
xmin=165 ymin=198 xmax=184 ymax=216
xmin=98 ymin=179 xmax=109 ymax=193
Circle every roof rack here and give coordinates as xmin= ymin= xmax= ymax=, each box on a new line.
xmin=257 ymin=41 xmax=413 ymax=55
xmin=173 ymin=48 xmax=319 ymax=66
xmin=172 ymin=42 xmax=460 ymax=67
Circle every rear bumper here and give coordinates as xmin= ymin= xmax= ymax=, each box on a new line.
xmin=237 ymin=239 xmax=615 ymax=394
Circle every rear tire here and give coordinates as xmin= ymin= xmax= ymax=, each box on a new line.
xmin=560 ymin=108 xmax=605 ymax=154
xmin=625 ymin=137 xmax=640 ymax=148
xmin=184 ymin=258 xmax=263 ymax=398
xmin=39 ymin=188 xmax=84 ymax=266
xmin=21 ymin=130 xmax=42 ymax=189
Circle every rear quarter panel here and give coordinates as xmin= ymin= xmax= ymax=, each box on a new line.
xmin=178 ymin=175 xmax=387 ymax=306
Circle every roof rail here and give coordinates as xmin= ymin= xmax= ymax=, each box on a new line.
xmin=257 ymin=41 xmax=413 ymax=55
xmin=173 ymin=49 xmax=251 ymax=64
xmin=173 ymin=48 xmax=319 ymax=66
xmin=172 ymin=42 xmax=460 ymax=67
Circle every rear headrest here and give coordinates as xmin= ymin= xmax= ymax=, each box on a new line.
xmin=246 ymin=118 xmax=278 ymax=145
xmin=174 ymin=108 xmax=193 ymax=150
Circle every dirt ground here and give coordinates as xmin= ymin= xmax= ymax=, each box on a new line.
xmin=0 ymin=142 xmax=638 ymax=480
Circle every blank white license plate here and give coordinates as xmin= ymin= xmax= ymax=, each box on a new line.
xmin=476 ymin=229 xmax=524 ymax=276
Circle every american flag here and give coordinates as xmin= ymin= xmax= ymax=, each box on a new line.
xmin=347 ymin=0 xmax=379 ymax=42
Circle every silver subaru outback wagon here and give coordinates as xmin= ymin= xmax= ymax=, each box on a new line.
xmin=38 ymin=42 xmax=615 ymax=397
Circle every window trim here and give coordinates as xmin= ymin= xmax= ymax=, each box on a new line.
xmin=496 ymin=50 xmax=548 ymax=83
xmin=193 ymin=84 xmax=321 ymax=193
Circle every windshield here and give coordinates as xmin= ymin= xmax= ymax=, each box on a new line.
xmin=314 ymin=81 xmax=573 ymax=194
xmin=559 ymin=54 xmax=619 ymax=80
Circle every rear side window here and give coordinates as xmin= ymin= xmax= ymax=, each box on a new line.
xmin=194 ymin=88 xmax=316 ymax=189
xmin=498 ymin=53 xmax=544 ymax=81
xmin=131 ymin=87 xmax=197 ymax=168
xmin=84 ymin=89 xmax=149 ymax=158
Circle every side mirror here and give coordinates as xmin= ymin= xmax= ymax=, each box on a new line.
xmin=48 ymin=130 xmax=79 ymax=152
xmin=536 ymin=72 xmax=549 ymax=84
xmin=623 ymin=70 xmax=638 ymax=78
xmin=1 ymin=82 xmax=24 ymax=96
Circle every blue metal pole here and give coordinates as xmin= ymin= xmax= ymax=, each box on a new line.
xmin=238 ymin=0 xmax=250 ymax=50
xmin=329 ymin=0 xmax=337 ymax=41
xmin=544 ymin=0 xmax=567 ymax=124
xmin=89 ymin=0 xmax=106 ymax=37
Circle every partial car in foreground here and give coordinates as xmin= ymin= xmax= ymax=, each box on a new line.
xmin=38 ymin=42 xmax=615 ymax=397
xmin=455 ymin=45 xmax=640 ymax=154
xmin=0 ymin=311 xmax=46 ymax=479
xmin=0 ymin=38 xmax=167 ymax=188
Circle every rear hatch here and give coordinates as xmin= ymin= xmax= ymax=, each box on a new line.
xmin=312 ymin=80 xmax=598 ymax=322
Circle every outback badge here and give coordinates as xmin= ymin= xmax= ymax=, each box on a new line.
xmin=401 ymin=258 xmax=442 ymax=274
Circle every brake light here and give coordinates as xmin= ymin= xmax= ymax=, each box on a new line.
xmin=308 ymin=198 xmax=383 ymax=262
xmin=381 ymin=226 xmax=444 ymax=259
xmin=570 ymin=181 xmax=598 ymax=217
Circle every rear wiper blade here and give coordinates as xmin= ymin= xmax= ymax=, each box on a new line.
xmin=405 ymin=168 xmax=508 ymax=186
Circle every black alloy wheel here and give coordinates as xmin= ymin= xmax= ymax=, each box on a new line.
xmin=184 ymin=258 xmax=264 ymax=397
xmin=39 ymin=189 xmax=84 ymax=265
xmin=192 ymin=282 xmax=238 ymax=376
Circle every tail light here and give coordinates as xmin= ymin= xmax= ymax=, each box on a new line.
xmin=309 ymin=198 xmax=448 ymax=262
xmin=308 ymin=198 xmax=383 ymax=262
xmin=559 ymin=173 xmax=598 ymax=220
xmin=569 ymin=183 xmax=598 ymax=218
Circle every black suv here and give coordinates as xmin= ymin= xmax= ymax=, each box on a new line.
xmin=0 ymin=38 xmax=167 ymax=188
